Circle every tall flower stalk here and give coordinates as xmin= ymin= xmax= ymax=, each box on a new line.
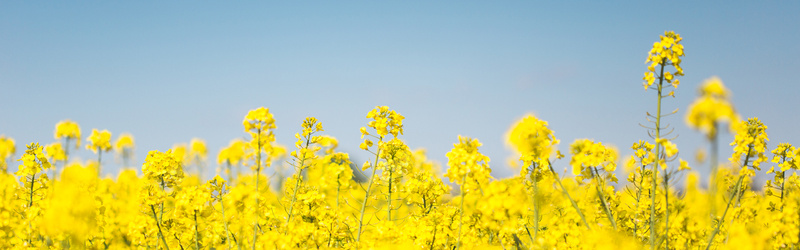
xmin=506 ymin=114 xmax=561 ymax=237
xmin=686 ymin=77 xmax=739 ymax=215
xmin=356 ymin=106 xmax=404 ymax=243
xmin=141 ymin=149 xmax=185 ymax=250
xmin=86 ymin=129 xmax=112 ymax=177
xmin=16 ymin=143 xmax=52 ymax=247
xmin=114 ymin=133 xmax=135 ymax=169
xmin=706 ymin=118 xmax=768 ymax=248
xmin=444 ymin=136 xmax=491 ymax=249
xmin=570 ymin=139 xmax=619 ymax=230
xmin=54 ymin=120 xmax=81 ymax=177
xmin=286 ymin=117 xmax=323 ymax=223
xmin=242 ymin=107 xmax=276 ymax=249
xmin=217 ymin=139 xmax=246 ymax=184
xmin=642 ymin=31 xmax=684 ymax=248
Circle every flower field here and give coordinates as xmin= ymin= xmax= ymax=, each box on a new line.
xmin=1 ymin=31 xmax=798 ymax=249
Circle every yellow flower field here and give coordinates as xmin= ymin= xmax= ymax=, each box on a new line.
xmin=1 ymin=31 xmax=798 ymax=249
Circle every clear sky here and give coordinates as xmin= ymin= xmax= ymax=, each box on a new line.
xmin=1 ymin=1 xmax=798 ymax=186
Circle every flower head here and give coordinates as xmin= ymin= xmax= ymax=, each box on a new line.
xmin=86 ymin=129 xmax=112 ymax=154
xmin=771 ymin=143 xmax=799 ymax=172
xmin=217 ymin=139 xmax=247 ymax=166
xmin=55 ymin=120 xmax=81 ymax=147
xmin=0 ymin=135 xmax=15 ymax=171
xmin=444 ymin=136 xmax=491 ymax=191
xmin=643 ymin=31 xmax=685 ymax=90
xmin=506 ymin=114 xmax=560 ymax=170
xmin=44 ymin=142 xmax=66 ymax=162
xmin=730 ymin=118 xmax=769 ymax=175
xmin=142 ymin=149 xmax=185 ymax=188
xmin=16 ymin=143 xmax=52 ymax=176
xmin=243 ymin=107 xmax=277 ymax=170
xmin=686 ymin=77 xmax=739 ymax=139
xmin=243 ymin=107 xmax=276 ymax=132
xmin=115 ymin=133 xmax=135 ymax=153
xmin=190 ymin=138 xmax=208 ymax=162
xmin=364 ymin=106 xmax=404 ymax=139
xmin=569 ymin=139 xmax=618 ymax=176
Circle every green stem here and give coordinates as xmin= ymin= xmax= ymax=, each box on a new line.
xmin=532 ymin=164 xmax=539 ymax=240
xmin=194 ymin=211 xmax=201 ymax=250
xmin=27 ymin=173 xmax=35 ymax=246
xmin=252 ymin=128 xmax=262 ymax=250
xmin=456 ymin=174 xmax=467 ymax=250
xmin=336 ymin=177 xmax=341 ymax=209
xmin=709 ymin=129 xmax=718 ymax=220
xmin=219 ymin=185 xmax=233 ymax=250
xmin=634 ymin=163 xmax=646 ymax=239
xmin=151 ymin=205 xmax=171 ymax=250
xmin=548 ymin=162 xmax=590 ymax=230
xmin=592 ymin=167 xmax=617 ymax=230
xmin=97 ymin=150 xmax=102 ymax=177
xmin=706 ymin=146 xmax=752 ymax=249
xmin=780 ymin=169 xmax=786 ymax=211
xmin=287 ymin=135 xmax=312 ymax=224
xmin=650 ymin=60 xmax=665 ymax=249
xmin=226 ymin=162 xmax=234 ymax=185
xmin=705 ymin=175 xmax=743 ymax=250
xmin=387 ymin=164 xmax=394 ymax=222
xmin=356 ymin=137 xmax=383 ymax=243
xmin=664 ymin=170 xmax=670 ymax=249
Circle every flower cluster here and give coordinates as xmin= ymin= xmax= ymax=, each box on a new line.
xmin=444 ymin=136 xmax=492 ymax=193
xmin=570 ymin=139 xmax=618 ymax=178
xmin=0 ymin=135 xmax=14 ymax=172
xmin=243 ymin=107 xmax=277 ymax=171
xmin=643 ymin=31 xmax=685 ymax=90
xmin=141 ymin=149 xmax=185 ymax=188
xmin=506 ymin=114 xmax=560 ymax=172
xmin=730 ymin=118 xmax=769 ymax=175
xmin=686 ymin=77 xmax=739 ymax=139
xmin=360 ymin=106 xmax=404 ymax=150
xmin=55 ymin=119 xmax=81 ymax=147
xmin=86 ymin=129 xmax=112 ymax=154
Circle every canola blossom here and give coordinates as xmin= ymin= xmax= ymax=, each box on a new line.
xmin=1 ymin=31 xmax=799 ymax=249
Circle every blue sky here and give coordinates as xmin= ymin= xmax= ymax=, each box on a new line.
xmin=1 ymin=1 xmax=798 ymax=186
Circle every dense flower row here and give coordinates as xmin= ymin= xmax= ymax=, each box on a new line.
xmin=0 ymin=31 xmax=797 ymax=249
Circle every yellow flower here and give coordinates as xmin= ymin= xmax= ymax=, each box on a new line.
xmin=217 ymin=139 xmax=246 ymax=166
xmin=506 ymin=114 xmax=559 ymax=170
xmin=243 ymin=107 xmax=278 ymax=171
xmin=678 ymin=159 xmax=691 ymax=171
xmin=114 ymin=133 xmax=135 ymax=153
xmin=86 ymin=129 xmax=112 ymax=153
xmin=243 ymin=107 xmax=276 ymax=132
xmin=444 ymin=136 xmax=491 ymax=190
xmin=142 ymin=149 xmax=185 ymax=188
xmin=771 ymin=143 xmax=798 ymax=172
xmin=643 ymin=31 xmax=685 ymax=90
xmin=190 ymin=138 xmax=208 ymax=161
xmin=730 ymin=118 xmax=769 ymax=173
xmin=0 ymin=135 xmax=16 ymax=171
xmin=656 ymin=138 xmax=679 ymax=158
xmin=170 ymin=143 xmax=188 ymax=163
xmin=569 ymin=139 xmax=618 ymax=176
xmin=44 ymin=142 xmax=66 ymax=162
xmin=359 ymin=139 xmax=373 ymax=151
xmin=55 ymin=120 xmax=81 ymax=147
xmin=699 ymin=76 xmax=730 ymax=98
xmin=686 ymin=77 xmax=739 ymax=139
xmin=16 ymin=143 xmax=52 ymax=176
xmin=364 ymin=106 xmax=404 ymax=138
